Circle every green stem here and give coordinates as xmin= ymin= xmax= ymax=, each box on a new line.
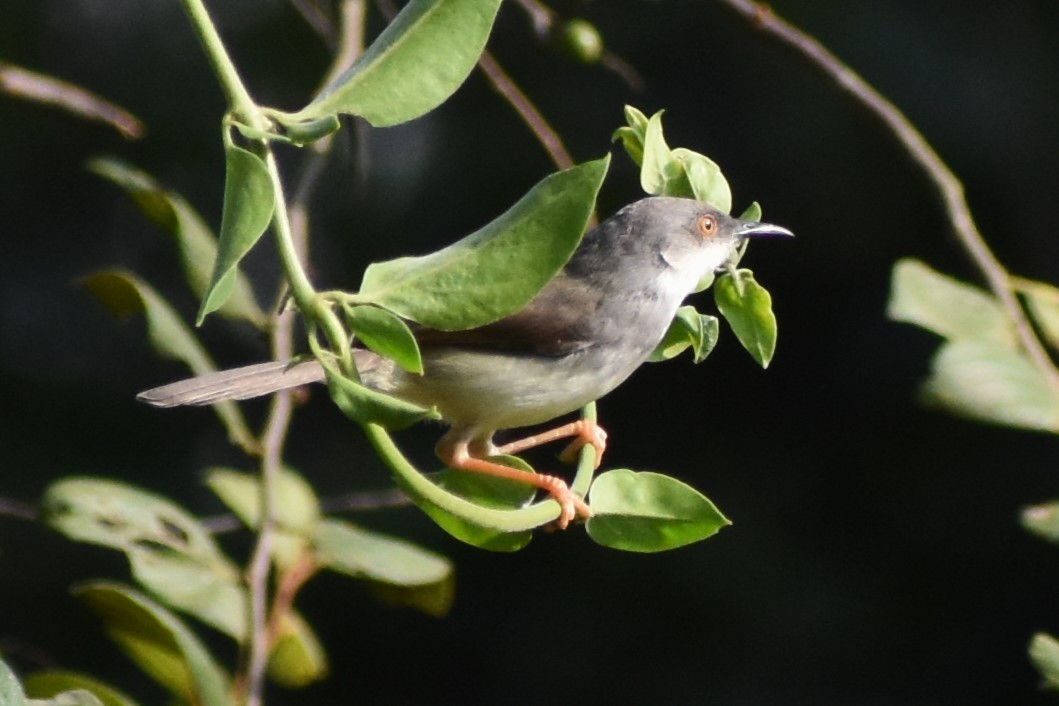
xmin=179 ymin=0 xmax=261 ymax=126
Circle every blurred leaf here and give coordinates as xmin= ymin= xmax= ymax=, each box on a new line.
xmin=714 ymin=269 xmax=778 ymax=368
xmin=411 ymin=459 xmax=537 ymax=552
xmin=888 ymin=259 xmax=1015 ymax=346
xmin=1030 ymin=633 xmax=1059 ymax=690
xmin=267 ymin=612 xmax=328 ymax=688
xmin=42 ymin=478 xmax=247 ymax=639
xmin=358 ymin=156 xmax=609 ymax=330
xmin=291 ymin=0 xmax=503 ymax=127
xmin=1021 ymin=501 xmax=1059 ymax=544
xmin=923 ymin=340 xmax=1059 ymax=432
xmin=368 ymin=574 xmax=455 ymax=618
xmin=205 ymin=467 xmax=319 ymax=570
xmin=87 ymin=157 xmax=266 ymax=327
xmin=343 ymin=304 xmax=423 ymax=374
xmin=586 ymin=470 xmax=730 ymax=552
xmin=27 ymin=691 xmax=105 ymax=706
xmin=24 ymin=672 xmax=138 ymax=706
xmin=648 ymin=305 xmax=719 ymax=363
xmin=0 ymin=658 xmax=27 ymax=706
xmin=82 ymin=270 xmax=256 ymax=451
xmin=738 ymin=201 xmax=762 ymax=222
xmin=1018 ymin=278 xmax=1059 ymax=353
xmin=74 ymin=582 xmax=230 ymax=706
xmin=197 ymin=142 xmax=275 ymax=325
xmin=313 ymin=518 xmax=452 ymax=586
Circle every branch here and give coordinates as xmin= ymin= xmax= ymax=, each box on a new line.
xmin=716 ymin=0 xmax=1059 ymax=391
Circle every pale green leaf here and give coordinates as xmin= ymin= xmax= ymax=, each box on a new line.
xmin=1019 ymin=278 xmax=1059 ymax=353
xmin=0 ymin=658 xmax=27 ymax=706
xmin=923 ymin=339 xmax=1059 ymax=432
xmin=343 ymin=304 xmax=423 ymax=374
xmin=648 ymin=306 xmax=719 ymax=363
xmin=42 ymin=478 xmax=246 ymax=639
xmin=313 ymin=518 xmax=452 ymax=586
xmin=358 ymin=156 xmax=609 ymax=330
xmin=888 ymin=258 xmax=1015 ymax=346
xmin=1030 ymin=633 xmax=1059 ymax=690
xmin=267 ymin=612 xmax=329 ymax=688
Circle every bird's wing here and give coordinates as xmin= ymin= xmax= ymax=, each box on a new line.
xmin=413 ymin=273 xmax=601 ymax=357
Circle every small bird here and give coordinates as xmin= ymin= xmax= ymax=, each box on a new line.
xmin=138 ymin=196 xmax=793 ymax=528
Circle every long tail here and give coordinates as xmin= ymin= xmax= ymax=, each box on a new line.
xmin=136 ymin=359 xmax=326 ymax=408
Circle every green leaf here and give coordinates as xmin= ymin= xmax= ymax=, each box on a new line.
xmin=358 ymin=156 xmax=609 ymax=330
xmin=291 ymin=0 xmax=503 ymax=127
xmin=648 ymin=305 xmax=719 ymax=363
xmin=74 ymin=582 xmax=230 ymax=706
xmin=628 ymin=109 xmax=732 ymax=212
xmin=888 ymin=258 xmax=1015 ymax=346
xmin=714 ymin=269 xmax=778 ymax=368
xmin=739 ymin=201 xmax=762 ymax=223
xmin=1021 ymin=501 xmax=1059 ymax=544
xmin=204 ymin=467 xmax=319 ymax=569
xmin=1030 ymin=633 xmax=1059 ymax=690
xmin=1018 ymin=278 xmax=1059 ymax=353
xmin=343 ymin=304 xmax=423 ymax=374
xmin=197 ymin=142 xmax=275 ymax=325
xmin=24 ymin=672 xmax=139 ymax=706
xmin=82 ymin=270 xmax=257 ymax=452
xmin=414 ymin=459 xmax=538 ymax=552
xmin=922 ymin=340 xmax=1059 ymax=433
xmin=42 ymin=477 xmax=247 ymax=639
xmin=86 ymin=157 xmax=266 ymax=328
xmin=267 ymin=612 xmax=329 ymax=688
xmin=586 ymin=470 xmax=730 ymax=552
xmin=0 ymin=658 xmax=27 ymax=706
xmin=324 ymin=360 xmax=437 ymax=429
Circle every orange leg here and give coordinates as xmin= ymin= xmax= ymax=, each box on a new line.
xmin=437 ymin=438 xmax=592 ymax=529
xmin=494 ymin=418 xmax=608 ymax=469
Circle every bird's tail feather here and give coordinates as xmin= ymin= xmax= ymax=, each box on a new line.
xmin=136 ymin=359 xmax=326 ymax=408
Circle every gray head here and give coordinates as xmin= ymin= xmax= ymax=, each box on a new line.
xmin=567 ymin=196 xmax=794 ymax=296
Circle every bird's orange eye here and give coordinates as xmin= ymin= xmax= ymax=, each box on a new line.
xmin=697 ymin=214 xmax=717 ymax=237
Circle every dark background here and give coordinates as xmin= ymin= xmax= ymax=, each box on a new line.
xmin=4 ymin=1 xmax=1059 ymax=704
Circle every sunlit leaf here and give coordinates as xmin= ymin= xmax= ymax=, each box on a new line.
xmin=888 ymin=258 xmax=1015 ymax=346
xmin=1018 ymin=278 xmax=1059 ymax=353
xmin=586 ymin=470 xmax=730 ymax=552
xmin=358 ymin=157 xmax=609 ymax=330
xmin=0 ymin=658 xmax=27 ymax=706
xmin=313 ymin=518 xmax=452 ymax=586
xmin=1021 ymin=501 xmax=1059 ymax=544
xmin=714 ymin=269 xmax=778 ymax=368
xmin=87 ymin=157 xmax=266 ymax=327
xmin=1030 ymin=633 xmax=1059 ymax=690
xmin=42 ymin=477 xmax=246 ymax=639
xmin=197 ymin=142 xmax=275 ymax=325
xmin=82 ymin=270 xmax=256 ymax=451
xmin=648 ymin=305 xmax=719 ymax=363
xmin=291 ymin=0 xmax=503 ymax=127
xmin=75 ymin=582 xmax=229 ymax=706
xmin=923 ymin=340 xmax=1059 ymax=433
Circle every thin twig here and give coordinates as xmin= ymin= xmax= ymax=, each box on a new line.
xmin=716 ymin=0 xmax=1059 ymax=391
xmin=0 ymin=62 xmax=144 ymax=139
xmin=477 ymin=51 xmax=574 ymax=171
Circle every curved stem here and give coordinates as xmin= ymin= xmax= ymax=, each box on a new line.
xmin=179 ymin=0 xmax=261 ymax=126
xmin=716 ymin=0 xmax=1059 ymax=391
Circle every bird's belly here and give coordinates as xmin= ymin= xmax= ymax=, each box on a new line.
xmin=383 ymin=346 xmax=640 ymax=434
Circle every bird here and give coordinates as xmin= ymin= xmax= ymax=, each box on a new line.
xmin=138 ymin=196 xmax=793 ymax=528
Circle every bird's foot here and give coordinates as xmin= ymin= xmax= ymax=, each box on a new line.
xmin=557 ymin=419 xmax=608 ymax=468
xmin=537 ymin=474 xmax=593 ymax=529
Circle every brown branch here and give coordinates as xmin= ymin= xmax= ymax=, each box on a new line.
xmin=0 ymin=62 xmax=144 ymax=140
xmin=717 ymin=0 xmax=1059 ymax=391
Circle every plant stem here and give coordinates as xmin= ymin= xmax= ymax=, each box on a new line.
xmin=179 ymin=0 xmax=261 ymax=126
xmin=716 ymin=0 xmax=1059 ymax=391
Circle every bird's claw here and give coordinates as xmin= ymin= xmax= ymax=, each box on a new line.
xmin=558 ymin=419 xmax=608 ymax=469
xmin=540 ymin=474 xmax=592 ymax=530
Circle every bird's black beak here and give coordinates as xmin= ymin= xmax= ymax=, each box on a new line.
xmin=734 ymin=221 xmax=795 ymax=240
